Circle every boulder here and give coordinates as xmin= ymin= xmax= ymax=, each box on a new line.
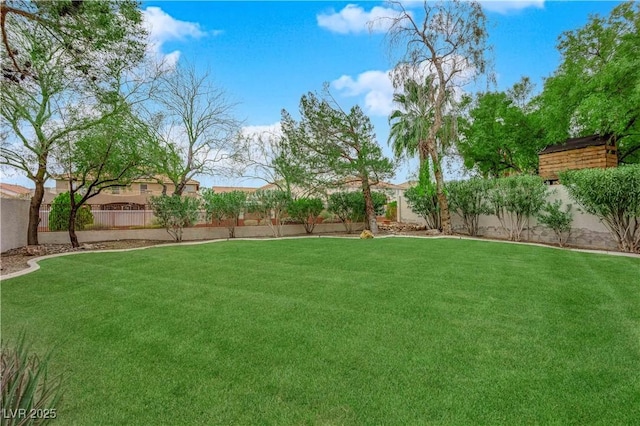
xmin=360 ymin=230 xmax=374 ymax=239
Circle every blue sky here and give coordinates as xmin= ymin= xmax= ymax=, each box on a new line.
xmin=2 ymin=1 xmax=624 ymax=188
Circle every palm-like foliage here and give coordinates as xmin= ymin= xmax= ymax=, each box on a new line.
xmin=388 ymin=78 xmax=458 ymax=171
xmin=388 ymin=79 xmax=434 ymax=163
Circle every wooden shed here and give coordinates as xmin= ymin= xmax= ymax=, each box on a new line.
xmin=538 ymin=134 xmax=617 ymax=183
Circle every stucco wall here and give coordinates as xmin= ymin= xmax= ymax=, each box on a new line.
xmin=38 ymin=223 xmax=357 ymax=245
xmin=0 ymin=198 xmax=30 ymax=252
xmin=398 ymin=184 xmax=618 ymax=250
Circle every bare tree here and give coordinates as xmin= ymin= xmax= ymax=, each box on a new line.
xmin=149 ymin=64 xmax=243 ymax=195
xmin=384 ymin=0 xmax=491 ymax=234
xmin=238 ymin=126 xmax=319 ymax=198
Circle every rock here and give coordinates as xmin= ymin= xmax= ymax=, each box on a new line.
xmin=25 ymin=245 xmax=47 ymax=256
xmin=424 ymin=229 xmax=442 ymax=236
xmin=360 ymin=230 xmax=374 ymax=239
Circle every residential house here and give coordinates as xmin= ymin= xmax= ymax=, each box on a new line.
xmin=46 ymin=175 xmax=200 ymax=210
xmin=0 ymin=183 xmax=32 ymax=199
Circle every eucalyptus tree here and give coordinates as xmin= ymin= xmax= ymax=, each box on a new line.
xmin=148 ymin=64 xmax=244 ymax=196
xmin=384 ymin=0 xmax=491 ymax=234
xmin=281 ymin=90 xmax=395 ymax=234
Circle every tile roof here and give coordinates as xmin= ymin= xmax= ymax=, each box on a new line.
xmin=0 ymin=183 xmax=32 ymax=197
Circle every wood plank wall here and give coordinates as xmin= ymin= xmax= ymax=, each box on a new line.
xmin=539 ymin=145 xmax=617 ymax=181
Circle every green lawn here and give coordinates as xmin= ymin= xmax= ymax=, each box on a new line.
xmin=1 ymin=238 xmax=639 ymax=424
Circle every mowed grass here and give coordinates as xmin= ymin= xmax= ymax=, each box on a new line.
xmin=1 ymin=238 xmax=639 ymax=425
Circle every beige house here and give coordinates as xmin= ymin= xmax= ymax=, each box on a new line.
xmin=0 ymin=183 xmax=32 ymax=199
xmin=47 ymin=175 xmax=200 ymax=210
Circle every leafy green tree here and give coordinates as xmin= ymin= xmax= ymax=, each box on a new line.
xmin=149 ymin=195 xmax=201 ymax=242
xmin=281 ymin=90 xmax=394 ymax=235
xmin=537 ymin=200 xmax=573 ymax=247
xmin=1 ymin=0 xmax=146 ymax=83
xmin=385 ymin=0 xmax=491 ymax=234
xmin=247 ymin=189 xmax=291 ymax=237
xmin=201 ymin=189 xmax=247 ymax=238
xmin=458 ymin=79 xmax=546 ymax=177
xmin=537 ymin=2 xmax=640 ymax=164
xmin=287 ymin=198 xmax=324 ymax=234
xmin=560 ymin=165 xmax=640 ymax=253
xmin=447 ymin=178 xmax=492 ymax=236
xmin=57 ymin=105 xmax=153 ymax=247
xmin=0 ymin=4 xmax=147 ymax=245
xmin=328 ymin=191 xmax=386 ymax=234
xmin=49 ymin=192 xmax=93 ymax=232
xmin=488 ymin=175 xmax=548 ymax=242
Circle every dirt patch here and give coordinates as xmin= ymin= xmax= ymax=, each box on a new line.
xmin=1 ymin=240 xmax=167 ymax=276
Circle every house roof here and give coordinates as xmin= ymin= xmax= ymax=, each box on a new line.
xmin=0 ymin=183 xmax=32 ymax=198
xmin=539 ymin=134 xmax=615 ymax=155
xmin=52 ymin=174 xmax=200 ymax=186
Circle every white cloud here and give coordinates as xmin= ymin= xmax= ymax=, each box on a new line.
xmin=332 ymin=70 xmax=395 ymax=116
xmin=333 ymin=56 xmax=478 ymax=117
xmin=142 ymin=7 xmax=217 ymax=67
xmin=317 ymin=4 xmax=406 ymax=34
xmin=241 ymin=123 xmax=282 ymax=139
xmin=480 ymin=0 xmax=545 ymax=14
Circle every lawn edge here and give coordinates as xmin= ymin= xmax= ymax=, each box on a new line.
xmin=1 ymin=234 xmax=638 ymax=281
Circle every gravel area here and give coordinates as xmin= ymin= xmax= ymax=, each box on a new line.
xmin=0 ymin=240 xmax=167 ymax=276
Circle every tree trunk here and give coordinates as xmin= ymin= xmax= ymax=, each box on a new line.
xmin=362 ymin=181 xmax=378 ymax=235
xmin=173 ymin=179 xmax=186 ymax=196
xmin=68 ymin=207 xmax=80 ymax=248
xmin=27 ymin=174 xmax=46 ymax=245
xmin=429 ymin=146 xmax=452 ymax=235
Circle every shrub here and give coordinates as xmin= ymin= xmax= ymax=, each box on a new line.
xmin=149 ymin=195 xmax=201 ymax=242
xmin=404 ymin=184 xmax=440 ymax=230
xmin=385 ymin=201 xmax=397 ymax=221
xmin=327 ymin=191 xmax=386 ymax=233
xmin=287 ymin=197 xmax=324 ymax=234
xmin=488 ymin=175 xmax=547 ymax=241
xmin=201 ymin=189 xmax=247 ymax=238
xmin=1 ymin=334 xmax=63 ymax=426
xmin=48 ymin=192 xmax=93 ymax=232
xmin=537 ymin=199 xmax=573 ymax=247
xmin=560 ymin=165 xmax=640 ymax=253
xmin=247 ymin=190 xmax=291 ymax=237
xmin=446 ymin=178 xmax=491 ymax=236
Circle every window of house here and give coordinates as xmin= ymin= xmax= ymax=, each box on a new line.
xmin=140 ymin=184 xmax=148 ymax=194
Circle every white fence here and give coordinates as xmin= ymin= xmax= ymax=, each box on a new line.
xmin=38 ymin=209 xmax=210 ymax=231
